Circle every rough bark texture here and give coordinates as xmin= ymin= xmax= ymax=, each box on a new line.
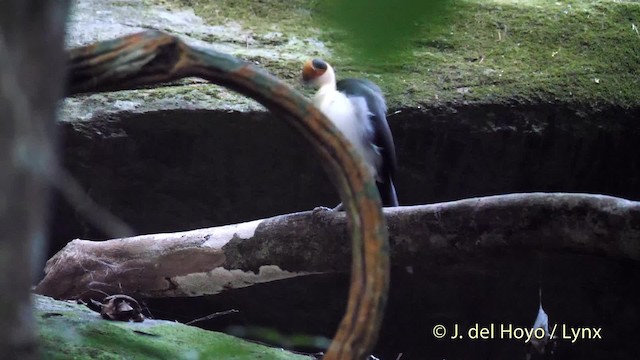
xmin=0 ymin=1 xmax=69 ymax=358
xmin=36 ymin=193 xmax=640 ymax=300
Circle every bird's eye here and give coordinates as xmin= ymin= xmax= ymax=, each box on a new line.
xmin=312 ymin=59 xmax=327 ymax=70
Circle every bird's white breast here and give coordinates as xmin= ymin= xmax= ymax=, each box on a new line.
xmin=313 ymin=89 xmax=381 ymax=179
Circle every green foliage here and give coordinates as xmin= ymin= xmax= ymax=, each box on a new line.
xmin=319 ymin=0 xmax=453 ymax=60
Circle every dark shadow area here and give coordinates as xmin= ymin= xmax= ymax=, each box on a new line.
xmin=50 ymin=103 xmax=640 ymax=359
xmin=51 ymin=104 xmax=640 ymax=251
xmin=144 ymin=252 xmax=640 ymax=359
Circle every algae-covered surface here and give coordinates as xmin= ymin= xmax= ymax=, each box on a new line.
xmin=174 ymin=0 xmax=640 ymax=109
xmin=36 ymin=295 xmax=310 ymax=359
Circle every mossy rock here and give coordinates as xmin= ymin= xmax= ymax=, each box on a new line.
xmin=36 ymin=295 xmax=311 ymax=359
xmin=175 ymin=0 xmax=640 ymax=109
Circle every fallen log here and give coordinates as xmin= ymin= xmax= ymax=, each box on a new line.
xmin=36 ymin=192 xmax=640 ymax=300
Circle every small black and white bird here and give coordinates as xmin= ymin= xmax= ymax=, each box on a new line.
xmin=302 ymin=58 xmax=398 ymax=207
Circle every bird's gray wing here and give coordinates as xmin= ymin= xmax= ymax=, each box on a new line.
xmin=337 ymin=78 xmax=397 ymax=178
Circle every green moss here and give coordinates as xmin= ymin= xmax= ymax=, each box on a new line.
xmin=170 ymin=0 xmax=640 ymax=109
xmin=36 ymin=296 xmax=310 ymax=359
xmin=167 ymin=0 xmax=319 ymax=31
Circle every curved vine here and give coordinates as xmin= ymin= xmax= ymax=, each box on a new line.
xmin=66 ymin=31 xmax=390 ymax=360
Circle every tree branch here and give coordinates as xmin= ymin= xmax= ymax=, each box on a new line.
xmin=36 ymin=193 xmax=640 ymax=300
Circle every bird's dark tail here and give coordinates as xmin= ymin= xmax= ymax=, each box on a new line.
xmin=377 ymin=177 xmax=398 ymax=207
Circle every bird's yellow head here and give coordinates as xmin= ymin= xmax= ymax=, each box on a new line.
xmin=302 ymin=58 xmax=334 ymax=88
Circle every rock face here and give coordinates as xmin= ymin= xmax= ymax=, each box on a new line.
xmin=54 ymin=105 xmax=640 ymax=246
xmin=55 ymin=0 xmax=640 ymax=359
xmin=55 ymin=0 xmax=640 ymax=245
xmin=55 ymin=110 xmax=333 ymax=241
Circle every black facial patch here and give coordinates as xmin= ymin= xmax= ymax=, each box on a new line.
xmin=312 ymin=59 xmax=328 ymax=70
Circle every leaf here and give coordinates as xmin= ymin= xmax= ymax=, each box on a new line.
xmin=320 ymin=0 xmax=453 ymax=60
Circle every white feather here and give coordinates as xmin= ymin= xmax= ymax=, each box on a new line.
xmin=529 ymin=287 xmax=551 ymax=354
xmin=312 ymin=76 xmax=381 ymax=181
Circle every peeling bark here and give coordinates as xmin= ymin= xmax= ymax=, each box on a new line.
xmin=36 ymin=193 xmax=640 ymax=300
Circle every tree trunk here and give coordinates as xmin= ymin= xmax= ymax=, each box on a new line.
xmin=0 ymin=1 xmax=69 ymax=358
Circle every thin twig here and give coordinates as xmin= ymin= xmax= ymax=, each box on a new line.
xmin=186 ymin=309 xmax=239 ymax=325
